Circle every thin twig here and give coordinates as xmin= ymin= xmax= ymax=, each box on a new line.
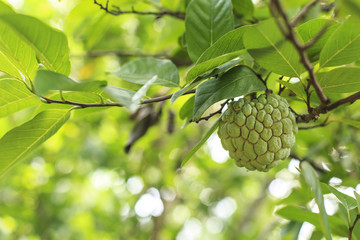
xmin=94 ymin=0 xmax=185 ymax=20
xmin=349 ymin=214 xmax=360 ymax=240
xmin=41 ymin=89 xmax=196 ymax=108
xmin=298 ymin=117 xmax=329 ymax=129
xmin=270 ymin=0 xmax=329 ymax=105
xmin=190 ymin=99 xmax=230 ymax=123
xmin=290 ymin=0 xmax=319 ymax=27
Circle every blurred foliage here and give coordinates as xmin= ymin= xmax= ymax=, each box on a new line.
xmin=1 ymin=0 xmax=360 ymax=240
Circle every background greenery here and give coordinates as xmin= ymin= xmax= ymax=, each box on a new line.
xmin=1 ymin=0 xmax=360 ymax=239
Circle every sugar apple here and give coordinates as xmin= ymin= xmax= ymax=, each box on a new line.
xmin=218 ymin=94 xmax=297 ymax=172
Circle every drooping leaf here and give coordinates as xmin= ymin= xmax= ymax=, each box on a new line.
xmin=243 ymin=18 xmax=305 ymax=77
xmin=0 ymin=78 xmax=40 ymax=118
xmin=276 ymin=205 xmax=348 ymax=237
xmin=318 ymin=67 xmax=360 ymax=93
xmin=34 ymin=70 xmax=107 ymax=95
xmin=0 ymin=109 xmax=71 ymax=177
xmin=319 ymin=18 xmax=360 ymax=68
xmin=114 ymin=57 xmax=180 ymax=87
xmin=193 ymin=65 xmax=265 ymax=121
xmin=0 ymin=17 xmax=38 ymax=82
xmin=124 ymin=104 xmax=161 ymax=153
xmin=185 ymin=0 xmax=234 ymax=62
xmin=181 ymin=117 xmax=221 ymax=167
xmin=297 ymin=19 xmax=340 ymax=62
xmin=301 ymin=162 xmax=332 ymax=240
xmin=129 ymin=75 xmax=157 ymax=112
xmin=186 ymin=50 xmax=247 ymax=83
xmin=0 ymin=14 xmax=71 ymax=75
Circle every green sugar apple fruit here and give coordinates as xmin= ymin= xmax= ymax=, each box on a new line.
xmin=218 ymin=94 xmax=298 ymax=172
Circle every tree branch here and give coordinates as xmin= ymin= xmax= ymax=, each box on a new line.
xmin=297 ymin=91 xmax=360 ymax=122
xmin=41 ymin=89 xmax=196 ymax=108
xmin=270 ymin=0 xmax=330 ymax=105
xmin=94 ymin=0 xmax=185 ymax=20
xmin=349 ymin=214 xmax=360 ymax=240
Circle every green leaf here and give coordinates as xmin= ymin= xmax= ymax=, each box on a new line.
xmin=243 ymin=19 xmax=305 ymax=77
xmin=179 ymin=95 xmax=195 ymax=120
xmin=276 ymin=205 xmax=348 ymax=237
xmin=181 ymin=117 xmax=221 ymax=167
xmin=0 ymin=78 xmax=40 ymax=118
xmin=186 ymin=50 xmax=247 ymax=83
xmin=105 ymin=86 xmax=136 ymax=109
xmin=0 ymin=1 xmax=15 ymax=14
xmin=326 ymin=184 xmax=357 ymax=225
xmin=318 ymin=67 xmax=360 ymax=93
xmin=34 ymin=70 xmax=107 ymax=95
xmin=185 ymin=0 xmax=234 ymax=62
xmin=232 ymin=0 xmax=254 ymax=16
xmin=319 ymin=18 xmax=360 ymax=68
xmin=0 ymin=109 xmax=70 ymax=177
xmin=114 ymin=57 xmax=180 ymax=87
xmin=0 ymin=16 xmax=38 ymax=82
xmin=327 ymin=184 xmax=358 ymax=209
xmin=338 ymin=0 xmax=360 ymax=21
xmin=301 ymin=162 xmax=332 ymax=240
xmin=354 ymin=191 xmax=360 ymax=214
xmin=193 ymin=65 xmax=265 ymax=121
xmin=0 ymin=14 xmax=71 ymax=75
xmin=196 ymin=26 xmax=249 ymax=64
xmin=297 ymin=19 xmax=340 ymax=62
xmin=277 ymin=80 xmax=306 ymax=100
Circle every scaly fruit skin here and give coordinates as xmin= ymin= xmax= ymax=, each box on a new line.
xmin=218 ymin=94 xmax=298 ymax=172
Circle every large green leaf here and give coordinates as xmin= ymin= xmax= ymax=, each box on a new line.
xmin=0 ymin=78 xmax=40 ymax=118
xmin=114 ymin=57 xmax=180 ymax=87
xmin=297 ymin=19 xmax=340 ymax=62
xmin=319 ymin=18 xmax=360 ymax=68
xmin=193 ymin=65 xmax=266 ymax=121
xmin=181 ymin=117 xmax=221 ymax=167
xmin=0 ymin=14 xmax=71 ymax=75
xmin=0 ymin=109 xmax=71 ymax=177
xmin=185 ymin=0 xmax=234 ymax=62
xmin=243 ymin=19 xmax=305 ymax=77
xmin=276 ymin=205 xmax=348 ymax=237
xmin=301 ymin=162 xmax=332 ymax=240
xmin=186 ymin=50 xmax=247 ymax=83
xmin=277 ymin=80 xmax=306 ymax=100
xmin=0 ymin=17 xmax=38 ymax=82
xmin=34 ymin=70 xmax=107 ymax=95
xmin=319 ymin=67 xmax=360 ymax=93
